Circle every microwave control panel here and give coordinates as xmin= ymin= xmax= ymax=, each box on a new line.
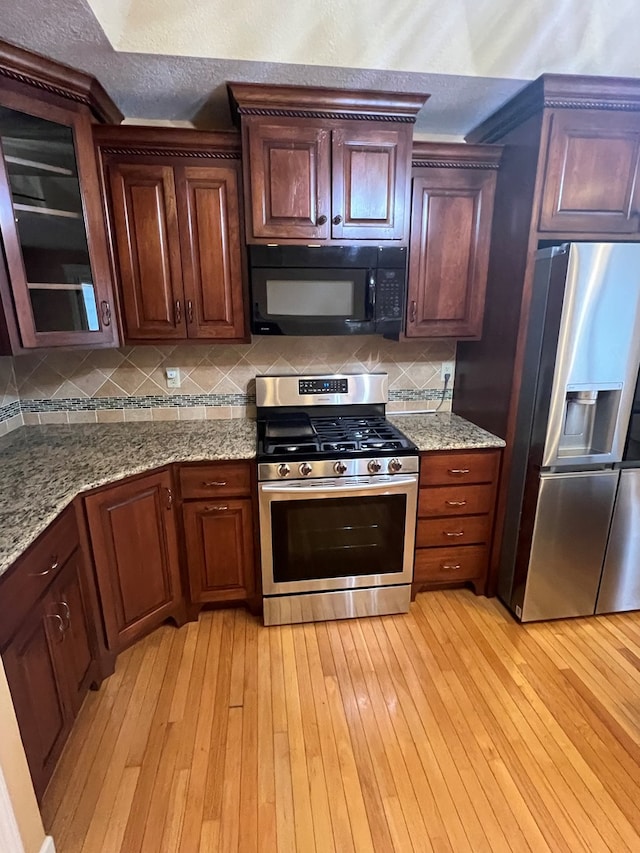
xmin=376 ymin=269 xmax=403 ymax=320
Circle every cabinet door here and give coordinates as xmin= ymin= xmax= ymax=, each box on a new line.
xmin=406 ymin=168 xmax=496 ymax=338
xmin=0 ymin=94 xmax=116 ymax=349
xmin=85 ymin=470 xmax=182 ymax=652
xmin=245 ymin=118 xmax=331 ymax=240
xmin=108 ymin=163 xmax=187 ymax=340
xmin=2 ymin=594 xmax=71 ymax=801
xmin=176 ymin=165 xmax=247 ymax=339
xmin=183 ymin=498 xmax=255 ymax=603
xmin=331 ymin=125 xmax=410 ymax=240
xmin=51 ymin=552 xmax=94 ymax=717
xmin=539 ymin=110 xmax=640 ymax=234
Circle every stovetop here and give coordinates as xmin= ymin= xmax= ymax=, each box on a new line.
xmin=257 ymin=413 xmax=417 ymax=462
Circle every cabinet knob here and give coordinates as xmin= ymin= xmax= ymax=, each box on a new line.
xmin=175 ymin=300 xmax=182 ymax=324
xmin=316 ymin=215 xmax=327 ymax=226
xmin=100 ymin=301 xmax=112 ymax=327
xmin=410 ymin=301 xmax=417 ymax=323
xmin=332 ymin=214 xmax=342 ymax=225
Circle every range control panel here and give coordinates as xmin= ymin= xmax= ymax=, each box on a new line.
xmin=298 ymin=378 xmax=348 ymax=395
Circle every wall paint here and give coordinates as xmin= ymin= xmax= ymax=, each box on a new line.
xmin=0 ymin=660 xmax=46 ymax=853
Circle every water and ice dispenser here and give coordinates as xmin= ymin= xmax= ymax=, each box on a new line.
xmin=558 ymin=385 xmax=622 ymax=461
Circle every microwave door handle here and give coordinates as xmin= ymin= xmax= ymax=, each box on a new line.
xmin=367 ymin=272 xmax=376 ymax=320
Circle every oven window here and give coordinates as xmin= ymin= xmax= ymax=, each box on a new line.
xmin=271 ymin=494 xmax=406 ymax=582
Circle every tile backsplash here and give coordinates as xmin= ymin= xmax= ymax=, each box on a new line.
xmin=2 ymin=336 xmax=455 ymax=430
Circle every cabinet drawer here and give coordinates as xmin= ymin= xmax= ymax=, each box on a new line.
xmin=179 ymin=462 xmax=252 ymax=499
xmin=418 ymin=484 xmax=495 ymax=518
xmin=416 ymin=514 xmax=491 ymax=548
xmin=420 ymin=450 xmax=499 ymax=487
xmin=414 ymin=545 xmax=487 ymax=583
xmin=0 ymin=505 xmax=78 ymax=650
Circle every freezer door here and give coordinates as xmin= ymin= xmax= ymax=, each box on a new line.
xmin=521 ymin=470 xmax=619 ymax=622
xmin=597 ymin=469 xmax=640 ymax=614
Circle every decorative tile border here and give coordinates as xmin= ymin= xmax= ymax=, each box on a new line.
xmin=0 ymin=401 xmax=21 ymax=424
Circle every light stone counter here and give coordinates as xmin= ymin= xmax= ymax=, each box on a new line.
xmin=0 ymin=413 xmax=504 ymax=578
xmin=388 ymin=411 xmax=505 ymax=452
xmin=0 ymin=420 xmax=256 ymax=577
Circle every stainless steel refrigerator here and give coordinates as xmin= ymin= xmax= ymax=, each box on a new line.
xmin=499 ymin=242 xmax=640 ymax=622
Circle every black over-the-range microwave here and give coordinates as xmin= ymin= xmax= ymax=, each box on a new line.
xmin=248 ymin=245 xmax=407 ymax=339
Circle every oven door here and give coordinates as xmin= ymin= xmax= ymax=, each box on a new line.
xmin=258 ymin=474 xmax=418 ymax=595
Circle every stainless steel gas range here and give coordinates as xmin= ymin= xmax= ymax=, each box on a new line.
xmin=256 ymin=373 xmax=418 ymax=626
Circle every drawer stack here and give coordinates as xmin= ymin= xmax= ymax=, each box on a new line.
xmin=413 ymin=449 xmax=501 ymax=596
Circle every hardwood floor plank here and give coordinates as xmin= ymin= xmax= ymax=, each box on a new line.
xmin=44 ymin=592 xmax=640 ymax=853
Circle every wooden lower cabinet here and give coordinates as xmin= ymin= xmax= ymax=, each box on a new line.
xmin=413 ymin=448 xmax=501 ymax=597
xmin=183 ymin=498 xmax=255 ymax=603
xmin=84 ymin=469 xmax=183 ymax=652
xmin=2 ymin=553 xmax=94 ymax=801
xmin=179 ymin=461 xmax=257 ymax=608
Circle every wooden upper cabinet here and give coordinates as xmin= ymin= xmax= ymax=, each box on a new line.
xmin=0 ymin=41 xmax=121 ymax=354
xmin=245 ymin=119 xmax=331 ymax=240
xmin=176 ymin=165 xmax=247 ymax=339
xmin=539 ymin=109 xmax=640 ymax=233
xmin=406 ymin=144 xmax=500 ymax=338
xmin=229 ymin=83 xmax=428 ymax=245
xmin=108 ymin=162 xmax=186 ymax=340
xmin=95 ymin=125 xmax=249 ymax=344
xmin=331 ymin=125 xmax=409 ymax=240
xmin=84 ymin=468 xmax=183 ymax=653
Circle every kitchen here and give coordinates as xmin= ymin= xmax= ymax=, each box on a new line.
xmin=3 ymin=0 xmax=631 ymax=849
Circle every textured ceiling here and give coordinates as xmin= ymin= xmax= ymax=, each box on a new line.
xmin=2 ymin=0 xmax=640 ymax=138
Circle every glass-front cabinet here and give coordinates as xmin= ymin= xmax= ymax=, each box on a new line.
xmin=0 ymin=91 xmax=117 ymax=349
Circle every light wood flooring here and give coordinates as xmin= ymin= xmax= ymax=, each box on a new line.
xmin=42 ymin=590 xmax=640 ymax=852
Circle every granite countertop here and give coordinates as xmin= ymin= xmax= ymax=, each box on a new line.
xmin=389 ymin=412 xmax=506 ymax=452
xmin=0 ymin=412 xmax=504 ymax=579
xmin=0 ymin=419 xmax=256 ymax=577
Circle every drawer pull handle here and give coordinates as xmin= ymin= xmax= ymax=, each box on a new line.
xmin=441 ymin=563 xmax=462 ymax=571
xmin=448 ymin=468 xmax=470 ymax=475
xmin=30 ymin=555 xmax=60 ymax=577
xmin=445 ymin=531 xmax=464 ymax=537
xmin=445 ymin=500 xmax=467 ymax=507
xmin=205 ymin=505 xmax=229 ymax=512
xmin=202 ymin=481 xmax=228 ymax=487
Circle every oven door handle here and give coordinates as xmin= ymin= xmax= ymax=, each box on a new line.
xmin=260 ymin=475 xmax=417 ymax=495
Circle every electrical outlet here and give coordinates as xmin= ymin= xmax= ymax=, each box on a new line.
xmin=440 ymin=361 xmax=455 ymax=382
xmin=165 ymin=367 xmax=181 ymax=389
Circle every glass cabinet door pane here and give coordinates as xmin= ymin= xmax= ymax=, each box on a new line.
xmin=0 ymin=106 xmax=99 ymax=333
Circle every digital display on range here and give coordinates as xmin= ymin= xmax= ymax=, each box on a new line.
xmin=299 ymin=378 xmax=348 ymax=395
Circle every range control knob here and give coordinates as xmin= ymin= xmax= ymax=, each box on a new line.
xmin=277 ymin=463 xmax=290 ymax=478
xmin=299 ymin=462 xmax=313 ymax=477
xmin=367 ymin=459 xmax=382 ymax=474
xmin=388 ymin=458 xmax=403 ymax=473
xmin=334 ymin=461 xmax=348 ymax=475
